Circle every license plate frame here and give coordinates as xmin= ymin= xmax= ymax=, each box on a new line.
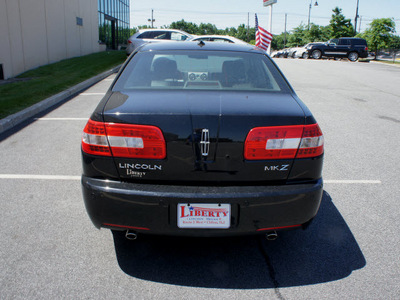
xmin=177 ymin=203 xmax=231 ymax=229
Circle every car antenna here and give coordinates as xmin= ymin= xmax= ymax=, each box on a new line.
xmin=198 ymin=40 xmax=205 ymax=47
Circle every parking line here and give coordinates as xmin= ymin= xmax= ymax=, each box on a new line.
xmin=324 ymin=180 xmax=381 ymax=184
xmin=0 ymin=175 xmax=382 ymax=184
xmin=0 ymin=175 xmax=80 ymax=180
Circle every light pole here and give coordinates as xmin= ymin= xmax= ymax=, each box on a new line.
xmin=307 ymin=1 xmax=319 ymax=30
xmin=148 ymin=9 xmax=155 ymax=28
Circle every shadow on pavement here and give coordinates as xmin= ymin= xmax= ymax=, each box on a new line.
xmin=112 ymin=191 xmax=366 ymax=289
xmin=0 ymin=97 xmax=73 ymax=142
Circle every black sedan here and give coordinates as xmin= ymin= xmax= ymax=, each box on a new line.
xmin=81 ymin=42 xmax=324 ymax=239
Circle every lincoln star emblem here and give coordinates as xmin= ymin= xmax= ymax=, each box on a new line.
xmin=200 ymin=129 xmax=210 ymax=156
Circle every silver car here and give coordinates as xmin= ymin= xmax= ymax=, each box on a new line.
xmin=126 ymin=29 xmax=193 ymax=55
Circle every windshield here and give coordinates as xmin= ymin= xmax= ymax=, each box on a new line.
xmin=114 ymin=50 xmax=288 ymax=92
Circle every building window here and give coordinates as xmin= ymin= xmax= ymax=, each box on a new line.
xmin=98 ymin=0 xmax=130 ymax=49
xmin=76 ymin=17 xmax=83 ymax=26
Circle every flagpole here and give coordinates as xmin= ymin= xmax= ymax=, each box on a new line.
xmin=268 ymin=5 xmax=272 ymax=55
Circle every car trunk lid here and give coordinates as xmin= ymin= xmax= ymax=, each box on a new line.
xmin=102 ymin=90 xmax=306 ymax=183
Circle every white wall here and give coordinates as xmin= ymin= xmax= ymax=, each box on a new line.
xmin=0 ymin=0 xmax=101 ymax=79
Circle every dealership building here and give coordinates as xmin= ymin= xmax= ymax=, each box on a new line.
xmin=0 ymin=0 xmax=130 ymax=80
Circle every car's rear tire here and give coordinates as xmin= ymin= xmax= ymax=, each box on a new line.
xmin=311 ymin=49 xmax=322 ymax=59
xmin=302 ymin=52 xmax=309 ymax=59
xmin=348 ymin=52 xmax=359 ymax=62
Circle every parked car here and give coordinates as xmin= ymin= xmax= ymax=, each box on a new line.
xmin=287 ymin=47 xmax=303 ymax=58
xmin=272 ymin=48 xmax=290 ymax=58
xmin=281 ymin=48 xmax=291 ymax=58
xmin=306 ymin=37 xmax=368 ymax=61
xmin=271 ymin=50 xmax=280 ymax=58
xmin=126 ymin=29 xmax=193 ymax=55
xmin=294 ymin=43 xmax=324 ymax=59
xmin=189 ymin=35 xmax=248 ymax=45
xmin=293 ymin=47 xmax=309 ymax=59
xmin=81 ymin=42 xmax=324 ymax=239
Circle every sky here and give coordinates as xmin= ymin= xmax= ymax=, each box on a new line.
xmin=129 ymin=0 xmax=400 ymax=35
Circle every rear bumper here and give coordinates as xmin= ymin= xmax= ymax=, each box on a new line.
xmin=358 ymin=51 xmax=368 ymax=58
xmin=82 ymin=176 xmax=323 ymax=237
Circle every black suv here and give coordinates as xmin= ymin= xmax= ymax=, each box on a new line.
xmin=306 ymin=37 xmax=368 ymax=61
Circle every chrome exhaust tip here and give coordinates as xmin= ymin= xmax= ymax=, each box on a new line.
xmin=125 ymin=230 xmax=138 ymax=240
xmin=266 ymin=231 xmax=278 ymax=241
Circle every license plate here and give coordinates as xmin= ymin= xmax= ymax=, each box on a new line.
xmin=177 ymin=203 xmax=231 ymax=229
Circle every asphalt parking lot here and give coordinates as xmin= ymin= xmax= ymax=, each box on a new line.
xmin=0 ymin=59 xmax=399 ymax=299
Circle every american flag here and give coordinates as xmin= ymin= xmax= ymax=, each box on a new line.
xmin=255 ymin=14 xmax=273 ymax=51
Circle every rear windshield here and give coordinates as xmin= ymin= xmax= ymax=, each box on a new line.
xmin=114 ymin=50 xmax=289 ymax=92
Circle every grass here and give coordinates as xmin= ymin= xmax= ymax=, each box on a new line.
xmin=0 ymin=51 xmax=126 ymax=119
xmin=376 ymin=59 xmax=400 ymax=65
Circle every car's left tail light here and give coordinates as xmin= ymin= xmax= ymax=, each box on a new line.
xmin=82 ymin=119 xmax=166 ymax=159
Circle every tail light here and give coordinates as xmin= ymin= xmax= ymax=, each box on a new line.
xmin=82 ymin=119 xmax=166 ymax=159
xmin=244 ymin=124 xmax=323 ymax=160
xmin=82 ymin=120 xmax=111 ymax=156
xmin=128 ymin=39 xmax=132 ymax=44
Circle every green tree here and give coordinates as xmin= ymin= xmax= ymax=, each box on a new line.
xmin=138 ymin=25 xmax=151 ymax=30
xmin=361 ymin=18 xmax=396 ymax=59
xmin=198 ymin=23 xmax=220 ymax=35
xmin=328 ymin=7 xmax=354 ymax=38
xmin=271 ymin=33 xmax=286 ymax=50
xmin=223 ymin=27 xmax=238 ymax=37
xmin=235 ymin=24 xmax=249 ymax=42
xmin=287 ymin=24 xmax=308 ymax=47
xmin=169 ymin=19 xmax=199 ymax=35
xmin=248 ymin=27 xmax=256 ymax=43
xmin=306 ymin=24 xmax=330 ymax=42
xmin=389 ymin=35 xmax=400 ymax=49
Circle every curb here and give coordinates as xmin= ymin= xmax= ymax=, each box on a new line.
xmin=370 ymin=60 xmax=400 ymax=68
xmin=0 ymin=65 xmax=120 ymax=135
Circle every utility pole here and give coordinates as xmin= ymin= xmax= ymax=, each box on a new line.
xmin=354 ymin=0 xmax=360 ymax=34
xmin=148 ymin=9 xmax=155 ymax=28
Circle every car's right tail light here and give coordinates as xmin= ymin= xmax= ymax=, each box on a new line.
xmin=82 ymin=119 xmax=166 ymax=159
xmin=244 ymin=124 xmax=324 ymax=160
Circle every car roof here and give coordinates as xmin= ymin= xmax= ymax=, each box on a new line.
xmin=132 ymin=28 xmax=193 ymax=39
xmin=138 ymin=28 xmax=190 ymax=34
xmin=137 ymin=41 xmax=264 ymax=54
xmin=191 ymin=35 xmax=248 ymax=43
xmin=193 ymin=35 xmax=239 ymax=40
